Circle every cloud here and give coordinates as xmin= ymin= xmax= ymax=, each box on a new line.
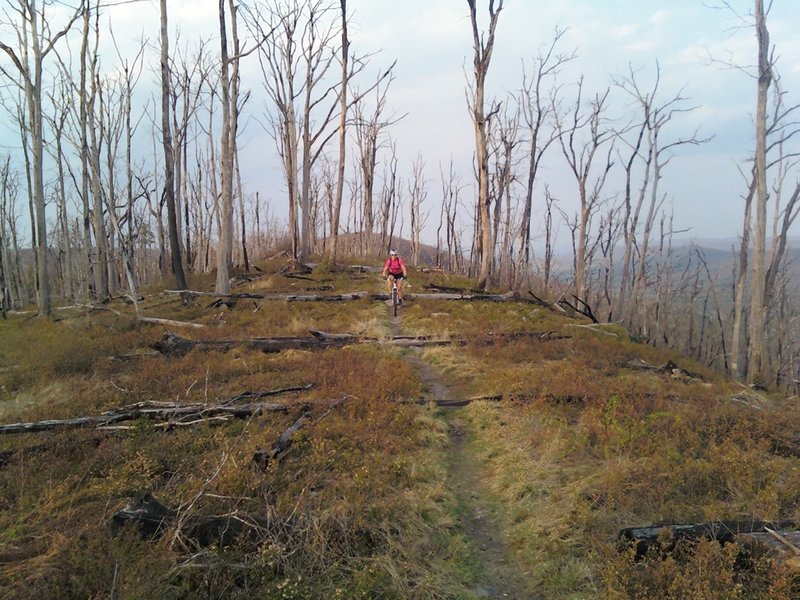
xmin=610 ymin=24 xmax=638 ymax=40
xmin=650 ymin=10 xmax=670 ymax=26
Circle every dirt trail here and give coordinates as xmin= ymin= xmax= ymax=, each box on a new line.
xmin=407 ymin=355 xmax=534 ymax=599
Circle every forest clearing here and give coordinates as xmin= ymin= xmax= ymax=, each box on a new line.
xmin=2 ymin=0 xmax=800 ymax=596
xmin=1 ymin=257 xmax=799 ymax=598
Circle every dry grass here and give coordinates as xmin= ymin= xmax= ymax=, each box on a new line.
xmin=0 ymin=260 xmax=484 ymax=598
xmin=1 ymin=258 xmax=799 ymax=597
xmin=435 ymin=318 xmax=800 ymax=598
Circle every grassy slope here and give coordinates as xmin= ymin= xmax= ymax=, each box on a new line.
xmin=0 ymin=258 xmax=798 ymax=598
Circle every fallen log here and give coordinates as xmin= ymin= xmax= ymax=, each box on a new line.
xmin=110 ymin=492 xmax=266 ymax=546
xmin=0 ymin=385 xmax=314 ymax=435
xmin=423 ymin=283 xmax=483 ymax=294
xmin=403 ymin=393 xmax=505 ymax=407
xmin=388 ymin=338 xmax=466 ymax=348
xmin=309 ymin=330 xmax=357 ymax=341
xmin=622 ymin=358 xmax=704 ymax=380
xmin=0 ymin=401 xmax=291 ymax=435
xmin=223 ymin=383 xmax=314 ymax=405
xmin=166 ymin=289 xmax=268 ymax=300
xmin=282 ymin=272 xmax=314 ymax=281
xmin=527 ymin=291 xmax=550 ymax=307
xmin=151 ymin=330 xmax=565 ymax=357
xmin=252 ymin=412 xmax=310 ymax=470
xmin=619 ymin=520 xmax=796 ymax=559
xmin=738 ymin=529 xmax=800 ymax=567
xmin=558 ymin=295 xmax=598 ymax=323
xmin=406 ymin=291 xmax=531 ymax=302
xmin=151 ymin=330 xmax=358 ymax=356
xmin=137 ymin=316 xmax=206 ymax=329
xmin=231 ymin=272 xmax=268 ymax=287
xmin=283 ymin=291 xmax=368 ymax=302
xmin=167 ymin=289 xmax=369 ymax=302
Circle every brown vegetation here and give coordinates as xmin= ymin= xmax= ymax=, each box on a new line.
xmin=0 ymin=260 xmax=799 ymax=598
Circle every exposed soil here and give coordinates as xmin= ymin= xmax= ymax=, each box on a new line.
xmin=406 ymin=352 xmax=536 ymax=599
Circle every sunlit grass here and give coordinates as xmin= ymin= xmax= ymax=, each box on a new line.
xmin=1 ymin=256 xmax=799 ymax=597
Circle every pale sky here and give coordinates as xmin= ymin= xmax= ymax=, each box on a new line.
xmin=3 ymin=0 xmax=800 ymax=249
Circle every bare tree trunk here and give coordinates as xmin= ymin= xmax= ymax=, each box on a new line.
xmin=79 ymin=2 xmax=95 ymax=300
xmin=731 ymin=179 xmax=754 ymax=378
xmin=409 ymin=156 xmax=428 ymax=265
xmin=51 ymin=96 xmax=75 ymax=301
xmin=466 ymin=0 xmax=503 ymax=290
xmin=236 ymin=151 xmax=249 ymax=271
xmin=329 ymin=0 xmax=349 ymax=263
xmin=747 ymin=0 xmax=772 ymax=383
xmin=556 ymin=81 xmax=614 ymax=302
xmin=159 ymin=0 xmax=188 ymax=290
xmin=516 ymin=30 xmax=571 ymax=288
xmin=87 ymin=13 xmax=110 ymax=301
xmin=215 ymin=0 xmax=240 ymax=294
xmin=543 ymin=187 xmax=555 ymax=290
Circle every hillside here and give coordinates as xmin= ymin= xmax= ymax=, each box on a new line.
xmin=0 ymin=257 xmax=799 ymax=598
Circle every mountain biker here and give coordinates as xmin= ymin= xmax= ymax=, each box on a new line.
xmin=382 ymin=249 xmax=408 ymax=303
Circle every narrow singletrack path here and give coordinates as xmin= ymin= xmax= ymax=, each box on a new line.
xmin=404 ymin=351 xmax=536 ymax=599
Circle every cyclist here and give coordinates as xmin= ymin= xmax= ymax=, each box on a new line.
xmin=382 ymin=249 xmax=408 ymax=303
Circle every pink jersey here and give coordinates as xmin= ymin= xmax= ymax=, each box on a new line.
xmin=384 ymin=256 xmax=406 ymax=275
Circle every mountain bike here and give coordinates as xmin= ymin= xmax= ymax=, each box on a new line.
xmin=390 ymin=276 xmax=399 ymax=317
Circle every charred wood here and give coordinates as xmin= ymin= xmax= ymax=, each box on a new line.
xmin=619 ymin=520 xmax=796 ymax=559
xmin=109 ymin=492 xmax=267 ymax=547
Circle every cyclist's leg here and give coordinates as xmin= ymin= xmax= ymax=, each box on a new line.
xmin=397 ymin=278 xmax=404 ymax=301
xmin=386 ymin=274 xmax=395 ymax=294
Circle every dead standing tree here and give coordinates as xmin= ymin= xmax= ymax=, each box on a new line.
xmin=408 ymin=156 xmax=429 ymax=265
xmin=0 ymin=159 xmax=29 ymax=309
xmin=86 ymin=3 xmax=111 ymax=301
xmin=515 ymin=28 xmax=573 ymax=289
xmin=712 ymin=1 xmax=800 ymax=384
xmin=487 ymin=101 xmax=520 ymax=287
xmin=352 ymin=76 xmax=400 ymax=254
xmin=0 ymin=0 xmax=83 ymax=315
xmin=215 ymin=0 xmax=243 ymax=295
xmin=43 ymin=77 xmax=75 ymax=301
xmin=159 ymin=0 xmax=188 ymax=291
xmin=437 ymin=158 xmax=466 ymax=272
xmin=748 ymin=0 xmax=772 ymax=383
xmin=379 ymin=140 xmax=400 ymax=252
xmin=613 ymin=64 xmax=709 ymax=332
xmin=328 ymin=0 xmax=350 ymax=263
xmin=171 ymin=39 xmax=213 ymax=275
xmin=555 ymin=79 xmax=614 ymax=303
xmin=466 ymin=0 xmax=503 ymax=290
xmin=0 ymin=157 xmax=17 ymax=314
xmin=247 ymin=0 xmax=336 ymax=265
